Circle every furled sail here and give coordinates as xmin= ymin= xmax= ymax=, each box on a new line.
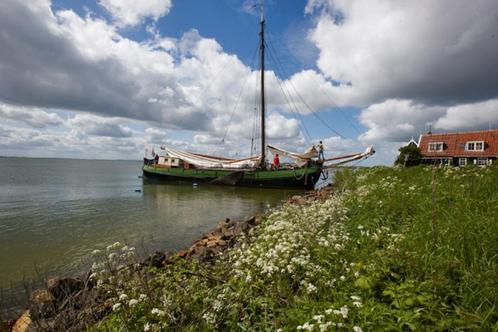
xmin=267 ymin=144 xmax=318 ymax=167
xmin=162 ymin=146 xmax=261 ymax=169
xmin=322 ymin=146 xmax=375 ymax=168
xmin=267 ymin=144 xmax=375 ymax=168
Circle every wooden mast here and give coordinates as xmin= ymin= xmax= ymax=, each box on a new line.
xmin=259 ymin=8 xmax=266 ymax=168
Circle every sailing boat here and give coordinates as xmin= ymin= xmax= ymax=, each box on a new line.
xmin=142 ymin=12 xmax=374 ymax=189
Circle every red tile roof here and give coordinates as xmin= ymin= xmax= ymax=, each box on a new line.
xmin=419 ymin=129 xmax=498 ymax=158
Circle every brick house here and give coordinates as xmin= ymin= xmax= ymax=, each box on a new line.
xmin=417 ymin=129 xmax=498 ymax=166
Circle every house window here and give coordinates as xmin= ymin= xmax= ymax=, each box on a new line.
xmin=428 ymin=142 xmax=444 ymax=152
xmin=458 ymin=158 xmax=467 ymax=167
xmin=477 ymin=157 xmax=488 ymax=166
xmin=466 ymin=141 xmax=484 ymax=151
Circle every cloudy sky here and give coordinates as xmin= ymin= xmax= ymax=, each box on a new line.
xmin=1 ymin=0 xmax=497 ymax=164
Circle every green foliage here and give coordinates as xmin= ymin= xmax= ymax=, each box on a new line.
xmin=90 ymin=165 xmax=498 ymax=331
xmin=395 ymin=144 xmax=422 ymax=166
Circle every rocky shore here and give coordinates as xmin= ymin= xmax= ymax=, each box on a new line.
xmin=3 ymin=185 xmax=333 ymax=332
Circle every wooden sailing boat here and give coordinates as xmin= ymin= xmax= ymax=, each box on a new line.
xmin=143 ymin=12 xmax=374 ymax=189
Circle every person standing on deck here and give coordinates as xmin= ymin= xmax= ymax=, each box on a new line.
xmin=272 ymin=154 xmax=280 ymax=170
xmin=317 ymin=141 xmax=325 ymax=160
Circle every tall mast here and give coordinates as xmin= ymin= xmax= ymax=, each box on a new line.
xmin=259 ymin=8 xmax=266 ymax=168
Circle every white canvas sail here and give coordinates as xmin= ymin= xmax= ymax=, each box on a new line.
xmin=322 ymin=146 xmax=375 ymax=168
xmin=162 ymin=146 xmax=261 ymax=169
xmin=267 ymin=144 xmax=318 ymax=167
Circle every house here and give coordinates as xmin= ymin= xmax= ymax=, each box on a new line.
xmin=417 ymin=129 xmax=498 ymax=166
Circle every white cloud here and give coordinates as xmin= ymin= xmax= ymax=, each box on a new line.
xmin=306 ymin=0 xmax=498 ymax=106
xmin=435 ymin=99 xmax=498 ymax=130
xmin=359 ymin=99 xmax=445 ymax=143
xmin=68 ymin=114 xmax=133 ymax=138
xmin=266 ymin=113 xmax=300 ymax=139
xmin=322 ymin=135 xmax=358 ymax=155
xmin=0 ymin=0 xmax=355 ymax=158
xmin=99 ymin=0 xmax=172 ymax=27
xmin=144 ymin=127 xmax=168 ymax=144
xmin=359 ymin=98 xmax=498 ymax=144
xmin=0 ymin=103 xmax=63 ymax=128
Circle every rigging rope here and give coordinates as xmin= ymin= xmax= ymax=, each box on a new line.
xmin=265 ymin=44 xmax=314 ymax=144
xmin=267 ymin=32 xmax=362 ymax=135
xmin=222 ymin=42 xmax=260 ymax=143
xmin=265 ymin=33 xmax=348 ymax=139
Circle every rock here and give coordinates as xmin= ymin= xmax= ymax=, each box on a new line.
xmin=47 ymin=277 xmax=84 ymax=302
xmin=291 ymin=195 xmax=306 ymax=204
xmin=143 ymin=251 xmax=166 ymax=268
xmin=27 ymin=289 xmax=55 ymax=320
xmin=206 ymin=240 xmax=219 ymax=248
xmin=246 ymin=216 xmax=257 ymax=226
xmin=177 ymin=249 xmax=188 ymax=258
xmin=11 ymin=311 xmax=35 ymax=332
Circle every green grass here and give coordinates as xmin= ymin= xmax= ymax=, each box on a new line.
xmin=89 ymin=165 xmax=498 ymax=331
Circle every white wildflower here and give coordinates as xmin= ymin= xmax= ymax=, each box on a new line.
xmin=112 ymin=303 xmax=121 ymax=311
xmin=340 ymin=305 xmax=349 ymax=318
xmin=143 ymin=322 xmax=151 ymax=331
xmin=129 ymin=299 xmax=138 ymax=307
xmin=151 ymin=308 xmax=165 ymax=317
xmin=202 ymin=312 xmax=215 ymax=325
xmin=353 ymin=327 xmax=363 ymax=332
xmin=306 ymin=282 xmax=317 ymax=294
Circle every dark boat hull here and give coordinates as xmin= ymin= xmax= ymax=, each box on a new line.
xmin=142 ymin=164 xmax=322 ymax=190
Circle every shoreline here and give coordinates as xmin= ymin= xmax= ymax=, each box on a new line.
xmin=4 ymin=165 xmax=497 ymax=330
xmin=3 ymin=185 xmax=332 ymax=331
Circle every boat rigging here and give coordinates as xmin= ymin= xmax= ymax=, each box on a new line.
xmin=142 ymin=8 xmax=375 ymax=189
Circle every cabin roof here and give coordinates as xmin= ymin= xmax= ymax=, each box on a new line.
xmin=419 ymin=129 xmax=498 ymax=158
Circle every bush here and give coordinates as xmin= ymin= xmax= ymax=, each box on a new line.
xmin=394 ymin=144 xmax=422 ymax=166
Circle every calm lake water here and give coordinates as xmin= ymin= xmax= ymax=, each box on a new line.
xmin=0 ymin=157 xmax=301 ymax=294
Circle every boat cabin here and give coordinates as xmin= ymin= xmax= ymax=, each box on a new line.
xmin=157 ymin=157 xmax=180 ymax=167
xmin=144 ymin=156 xmax=194 ymax=169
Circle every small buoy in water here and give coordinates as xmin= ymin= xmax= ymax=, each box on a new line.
xmin=192 ymin=182 xmax=199 ymax=187
xmin=135 ymin=189 xmax=142 ymax=192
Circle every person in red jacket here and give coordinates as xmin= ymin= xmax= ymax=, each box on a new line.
xmin=272 ymin=154 xmax=280 ymax=170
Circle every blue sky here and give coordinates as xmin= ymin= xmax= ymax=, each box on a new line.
xmin=0 ymin=0 xmax=497 ymax=164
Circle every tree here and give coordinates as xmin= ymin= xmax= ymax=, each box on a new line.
xmin=395 ymin=144 xmax=422 ymax=166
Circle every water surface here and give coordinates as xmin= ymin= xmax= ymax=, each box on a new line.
xmin=0 ymin=157 xmax=300 ymax=292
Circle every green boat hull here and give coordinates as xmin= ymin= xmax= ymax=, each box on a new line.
xmin=142 ymin=164 xmax=322 ymax=189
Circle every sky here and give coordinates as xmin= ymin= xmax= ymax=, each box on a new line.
xmin=0 ymin=0 xmax=497 ymax=164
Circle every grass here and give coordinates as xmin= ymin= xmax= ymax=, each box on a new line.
xmin=85 ymin=165 xmax=497 ymax=331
